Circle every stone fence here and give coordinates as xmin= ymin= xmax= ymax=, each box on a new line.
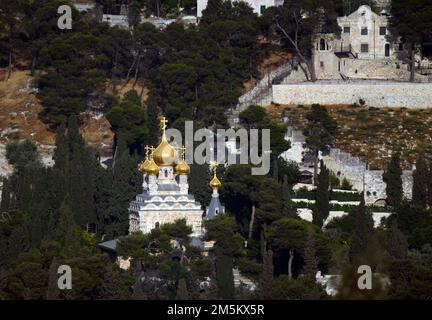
xmin=272 ymin=81 xmax=432 ymax=108
xmin=323 ymin=148 xmax=413 ymax=205
xmin=236 ymin=59 xmax=299 ymax=112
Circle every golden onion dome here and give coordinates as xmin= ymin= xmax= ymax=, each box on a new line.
xmin=139 ymin=158 xmax=151 ymax=173
xmin=152 ymin=133 xmax=177 ymax=166
xmin=209 ymin=174 xmax=221 ymax=189
xmin=175 ymin=160 xmax=190 ymax=175
xmin=146 ymin=159 xmax=160 ymax=176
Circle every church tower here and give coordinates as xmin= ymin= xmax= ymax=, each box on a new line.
xmin=128 ymin=117 xmax=204 ymax=236
xmin=204 ymin=164 xmax=225 ymax=220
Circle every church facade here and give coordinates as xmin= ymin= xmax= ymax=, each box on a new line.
xmin=128 ymin=117 xmax=224 ymax=237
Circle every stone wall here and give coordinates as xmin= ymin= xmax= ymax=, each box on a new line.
xmin=272 ymin=82 xmax=432 ymax=108
xmin=322 ymin=148 xmax=413 ymax=205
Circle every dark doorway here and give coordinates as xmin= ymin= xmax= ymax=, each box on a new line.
xmin=385 ymin=44 xmax=390 ymax=57
xmin=422 ymin=42 xmax=432 ymax=58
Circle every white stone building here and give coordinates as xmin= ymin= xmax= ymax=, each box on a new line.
xmin=313 ymin=5 xmax=405 ymax=80
xmin=197 ymin=0 xmax=283 ymax=18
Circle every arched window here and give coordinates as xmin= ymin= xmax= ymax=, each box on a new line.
xmin=215 ymin=209 xmax=219 ymax=215
xmin=320 ymin=38 xmax=326 ymax=51
xmin=155 ymin=222 xmax=160 ymax=229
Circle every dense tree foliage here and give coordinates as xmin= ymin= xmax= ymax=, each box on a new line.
xmin=388 ymin=0 xmax=432 ymax=82
xmin=2 ymin=0 xmax=432 ymax=301
xmin=262 ymin=0 xmax=343 ymax=81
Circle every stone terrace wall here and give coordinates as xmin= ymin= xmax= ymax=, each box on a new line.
xmin=323 ymin=148 xmax=413 ymax=205
xmin=272 ymin=82 xmax=432 ymax=108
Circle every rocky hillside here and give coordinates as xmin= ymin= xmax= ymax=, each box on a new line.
xmin=0 ymin=69 xmax=114 ymax=176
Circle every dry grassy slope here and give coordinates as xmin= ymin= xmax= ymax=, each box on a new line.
xmin=267 ymin=104 xmax=432 ymax=170
xmin=0 ymin=70 xmax=114 ymax=157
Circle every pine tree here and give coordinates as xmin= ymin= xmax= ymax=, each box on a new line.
xmin=303 ymin=228 xmax=318 ymax=278
xmin=412 ymin=152 xmax=428 ymax=208
xmin=350 ymin=196 xmax=374 ymax=264
xmin=176 ymin=278 xmax=190 ymax=300
xmin=313 ymin=161 xmax=330 ymax=227
xmin=282 ymin=175 xmax=296 ymax=218
xmin=383 ymin=152 xmax=403 ymax=207
xmin=388 ymin=221 xmax=408 ymax=260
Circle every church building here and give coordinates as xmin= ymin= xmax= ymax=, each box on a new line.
xmin=128 ymin=117 xmax=224 ymax=238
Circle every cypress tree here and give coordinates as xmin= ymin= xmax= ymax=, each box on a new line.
xmin=214 ymin=246 xmax=235 ymax=300
xmin=7 ymin=210 xmax=30 ymax=262
xmin=46 ymin=258 xmax=60 ymax=300
xmin=0 ymin=178 xmax=11 ymax=213
xmin=428 ymin=160 xmax=432 ymax=208
xmin=387 ymin=221 xmax=408 ymax=260
xmin=350 ymin=196 xmax=374 ymax=264
xmin=313 ymin=161 xmax=330 ymax=227
xmin=56 ymin=196 xmax=80 ymax=256
xmin=176 ymin=278 xmax=190 ymax=300
xmin=261 ymin=248 xmax=274 ymax=299
xmin=303 ymin=228 xmax=318 ymax=278
xmin=147 ymin=98 xmax=160 ymax=146
xmin=53 ymin=122 xmax=69 ymax=173
xmin=383 ymin=152 xmax=403 ymax=207
xmin=412 ymin=152 xmax=428 ymax=208
xmin=30 ymin=211 xmax=43 ymax=248
xmin=282 ymin=175 xmax=296 ymax=218
xmin=272 ymin=158 xmax=278 ymax=181
xmin=67 ymin=115 xmax=96 ymax=227
xmin=106 ymin=139 xmax=141 ymax=237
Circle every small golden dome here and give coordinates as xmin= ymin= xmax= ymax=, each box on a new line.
xmin=175 ymin=160 xmax=190 ymax=175
xmin=153 ymin=133 xmax=177 ymax=166
xmin=209 ymin=174 xmax=221 ymax=189
xmin=146 ymin=159 xmax=160 ymax=176
xmin=139 ymin=158 xmax=151 ymax=173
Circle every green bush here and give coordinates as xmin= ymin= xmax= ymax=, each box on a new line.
xmin=330 ymin=191 xmax=360 ymax=202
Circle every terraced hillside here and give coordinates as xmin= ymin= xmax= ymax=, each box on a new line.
xmin=267 ymin=103 xmax=432 ymax=169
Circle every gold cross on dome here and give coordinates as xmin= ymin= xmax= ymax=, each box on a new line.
xmin=160 ymin=116 xmax=168 ymax=133
xmin=213 ymin=161 xmax=218 ymax=175
xmin=145 ymin=145 xmax=150 ymax=157
xmin=181 ymin=145 xmax=186 ymax=160
xmin=150 ymin=146 xmax=155 ymax=158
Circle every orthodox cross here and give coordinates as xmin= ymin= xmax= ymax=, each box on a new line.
xmin=145 ymin=145 xmax=151 ymax=158
xmin=160 ymin=116 xmax=168 ymax=133
xmin=181 ymin=145 xmax=186 ymax=160
xmin=213 ymin=161 xmax=218 ymax=175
